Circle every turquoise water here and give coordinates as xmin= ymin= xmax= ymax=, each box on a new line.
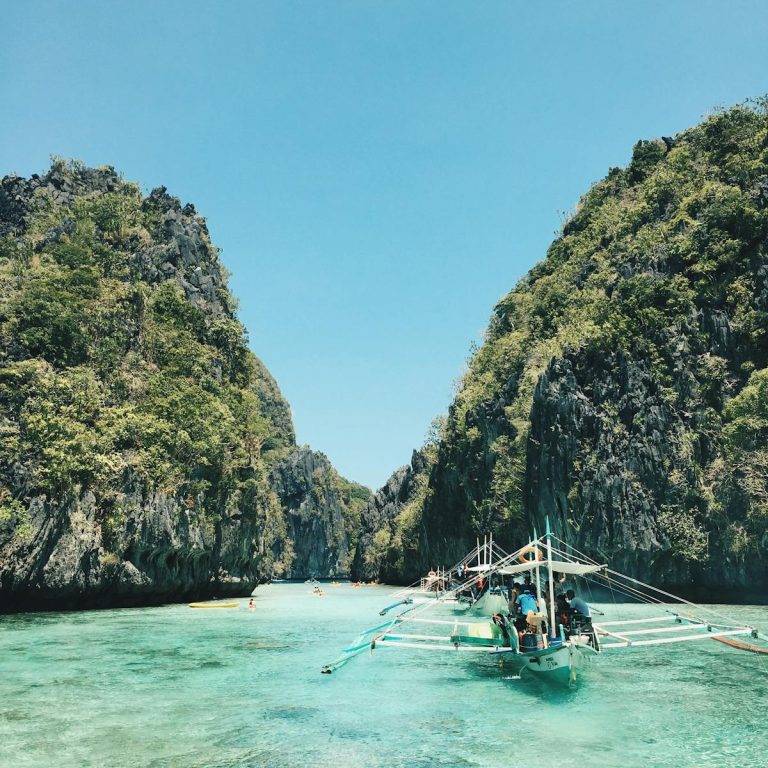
xmin=1 ymin=583 xmax=767 ymax=768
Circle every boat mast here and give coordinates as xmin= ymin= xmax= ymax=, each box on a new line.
xmin=533 ymin=526 xmax=541 ymax=601
xmin=489 ymin=532 xmax=493 ymax=588
xmin=546 ymin=516 xmax=556 ymax=637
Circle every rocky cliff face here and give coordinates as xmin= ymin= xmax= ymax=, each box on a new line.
xmin=352 ymin=449 xmax=431 ymax=582
xmin=270 ymin=446 xmax=370 ymax=579
xmin=527 ymin=326 xmax=768 ymax=598
xmin=0 ymin=485 xmax=264 ymax=610
xmin=356 ymin=103 xmax=768 ymax=594
xmin=0 ymin=160 xmax=364 ymax=611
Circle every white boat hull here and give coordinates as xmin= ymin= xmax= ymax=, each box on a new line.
xmin=495 ymin=641 xmax=594 ymax=687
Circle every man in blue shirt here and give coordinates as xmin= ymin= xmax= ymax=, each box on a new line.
xmin=516 ymin=587 xmax=538 ymax=617
xmin=565 ymin=589 xmax=590 ymax=617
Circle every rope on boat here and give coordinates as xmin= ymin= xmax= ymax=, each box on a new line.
xmin=548 ymin=535 xmax=768 ymax=668
xmin=550 ymin=537 xmax=755 ymax=631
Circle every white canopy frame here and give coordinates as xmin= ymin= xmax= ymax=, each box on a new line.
xmin=387 ymin=536 xmax=511 ymax=601
xmin=496 ymin=559 xmax=606 ymax=577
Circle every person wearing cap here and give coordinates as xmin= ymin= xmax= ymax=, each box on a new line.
xmin=516 ymin=585 xmax=538 ymax=617
xmin=523 ymin=573 xmax=537 ymax=598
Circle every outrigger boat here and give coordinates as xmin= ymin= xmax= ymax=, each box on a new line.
xmin=378 ymin=535 xmax=511 ymax=617
xmin=451 ymin=534 xmax=511 ymax=617
xmin=322 ymin=518 xmax=768 ymax=687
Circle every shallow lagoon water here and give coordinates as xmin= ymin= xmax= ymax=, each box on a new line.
xmin=1 ymin=583 xmax=767 ymax=768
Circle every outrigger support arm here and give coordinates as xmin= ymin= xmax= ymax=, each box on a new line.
xmin=379 ymin=597 xmax=414 ymax=616
xmin=321 ymin=618 xmax=398 ymax=674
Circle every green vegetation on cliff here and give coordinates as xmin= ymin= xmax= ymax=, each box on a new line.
xmin=0 ymin=160 xmax=292 ymax=573
xmin=0 ymin=160 xmax=367 ymax=608
xmin=358 ymin=102 xmax=768 ymax=591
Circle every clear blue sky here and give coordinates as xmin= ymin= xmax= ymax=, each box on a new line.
xmin=2 ymin=2 xmax=767 ymax=489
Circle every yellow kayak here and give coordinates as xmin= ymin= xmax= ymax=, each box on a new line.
xmin=188 ymin=601 xmax=239 ymax=609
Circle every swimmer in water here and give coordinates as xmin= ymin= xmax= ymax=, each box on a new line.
xmin=248 ymin=598 xmax=255 ymax=611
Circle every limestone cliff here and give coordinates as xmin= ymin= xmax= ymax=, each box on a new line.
xmin=355 ymin=103 xmax=768 ymax=595
xmin=0 ymin=160 xmax=364 ymax=610
xmin=271 ymin=447 xmax=370 ymax=579
xmin=352 ymin=449 xmax=431 ymax=582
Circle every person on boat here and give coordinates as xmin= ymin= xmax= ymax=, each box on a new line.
xmin=523 ymin=574 xmax=537 ymax=598
xmin=508 ymin=583 xmax=528 ymax=632
xmin=516 ymin=585 xmax=538 ymax=618
xmin=554 ymin=592 xmax=571 ymax=633
xmin=554 ymin=571 xmax=574 ymax=595
xmin=525 ymin=610 xmax=547 ymax=634
xmin=507 ymin=580 xmax=520 ymax=614
xmin=565 ymin=589 xmax=590 ymax=618
xmin=565 ymin=589 xmax=595 ymax=637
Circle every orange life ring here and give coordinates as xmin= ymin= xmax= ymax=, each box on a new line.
xmin=517 ymin=544 xmax=543 ymax=563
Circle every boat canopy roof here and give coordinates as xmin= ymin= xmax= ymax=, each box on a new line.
xmin=496 ymin=559 xmax=606 ymax=576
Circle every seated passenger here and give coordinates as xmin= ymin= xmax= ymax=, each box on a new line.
xmin=526 ymin=610 xmax=546 ymax=631
xmin=565 ymin=589 xmax=596 ymax=641
xmin=520 ymin=614 xmax=546 ymax=650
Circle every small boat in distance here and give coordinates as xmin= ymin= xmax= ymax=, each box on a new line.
xmin=321 ymin=518 xmax=768 ymax=687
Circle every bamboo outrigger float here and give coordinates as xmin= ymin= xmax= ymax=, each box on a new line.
xmin=322 ymin=518 xmax=768 ymax=687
